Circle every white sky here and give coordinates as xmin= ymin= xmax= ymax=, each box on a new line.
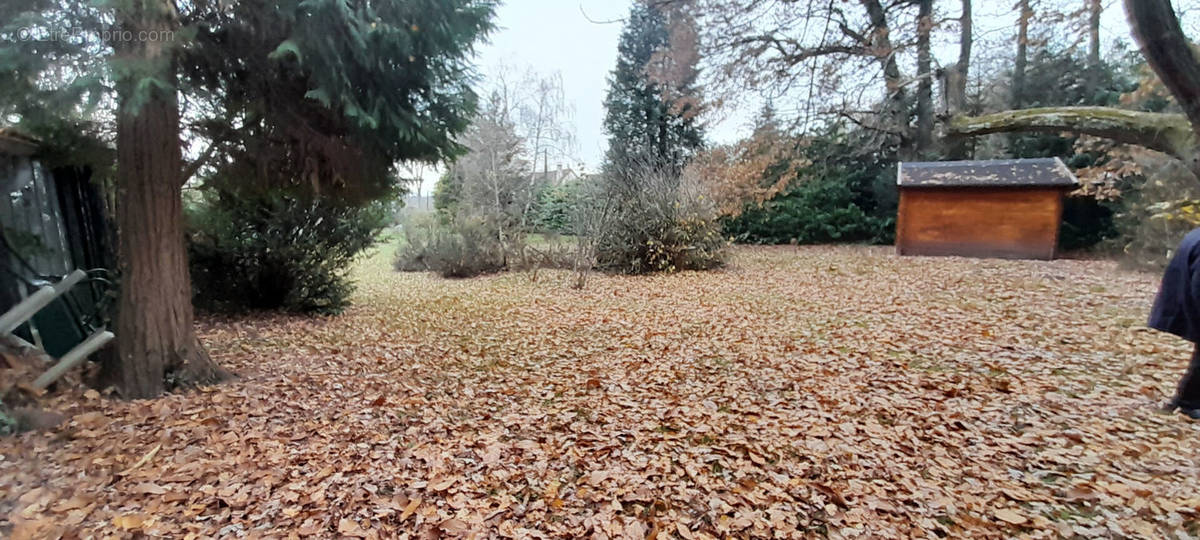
xmin=477 ymin=0 xmax=633 ymax=171
xmin=408 ymin=0 xmax=1193 ymax=197
xmin=408 ymin=0 xmax=633 ymax=197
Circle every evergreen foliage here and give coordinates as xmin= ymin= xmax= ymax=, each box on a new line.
xmin=1006 ymin=45 xmax=1142 ymax=159
xmin=187 ymin=193 xmax=388 ymax=314
xmin=532 ymin=181 xmax=581 ymax=234
xmin=5 ymin=0 xmax=497 ymax=321
xmin=184 ymin=0 xmax=496 ymax=203
xmin=602 ymin=2 xmax=703 ymax=176
xmin=723 ymin=127 xmax=896 ymax=245
xmin=0 ymin=0 xmax=113 ymax=173
xmin=178 ymin=0 xmax=495 ymax=312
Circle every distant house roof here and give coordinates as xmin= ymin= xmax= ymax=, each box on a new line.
xmin=898 ymin=158 xmax=1078 ymax=189
xmin=532 ymin=166 xmax=579 ymax=185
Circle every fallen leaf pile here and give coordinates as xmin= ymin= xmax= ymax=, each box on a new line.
xmin=3 ymin=245 xmax=1200 ymax=538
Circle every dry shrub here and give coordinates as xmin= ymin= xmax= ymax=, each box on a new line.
xmin=1112 ymin=154 xmax=1200 ymax=270
xmin=589 ymin=158 xmax=727 ymax=274
xmin=395 ymin=214 xmax=507 ymax=278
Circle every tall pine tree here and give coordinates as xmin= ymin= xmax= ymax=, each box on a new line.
xmin=602 ymin=2 xmax=704 ymax=176
xmin=2 ymin=0 xmax=496 ymax=397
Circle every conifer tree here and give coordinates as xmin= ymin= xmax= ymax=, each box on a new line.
xmin=602 ymin=2 xmax=704 ymax=176
xmin=2 ymin=0 xmax=496 ymax=397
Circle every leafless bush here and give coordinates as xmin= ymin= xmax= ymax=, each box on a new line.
xmin=567 ymin=181 xmax=614 ymax=287
xmin=584 ymin=156 xmax=728 ymax=275
xmin=395 ymin=214 xmax=507 ymax=278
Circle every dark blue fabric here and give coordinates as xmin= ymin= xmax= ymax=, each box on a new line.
xmin=1172 ymin=345 xmax=1200 ymax=410
xmin=1149 ymin=228 xmax=1200 ymax=342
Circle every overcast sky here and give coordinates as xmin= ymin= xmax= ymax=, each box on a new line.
xmin=409 ymin=0 xmax=1190 ymax=196
xmin=475 ymin=0 xmax=633 ymax=171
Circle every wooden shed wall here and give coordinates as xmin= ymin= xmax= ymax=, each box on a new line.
xmin=896 ymin=187 xmax=1064 ymax=260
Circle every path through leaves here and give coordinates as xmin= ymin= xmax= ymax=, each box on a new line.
xmin=3 ymin=246 xmax=1199 ymax=538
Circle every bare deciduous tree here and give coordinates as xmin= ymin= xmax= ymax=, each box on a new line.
xmin=679 ymin=0 xmax=940 ymax=156
xmin=949 ymin=0 xmax=1200 ymax=180
xmin=449 ymin=93 xmax=530 ymax=255
xmin=512 ymin=69 xmax=577 ymax=226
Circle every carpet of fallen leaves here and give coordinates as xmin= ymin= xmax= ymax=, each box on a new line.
xmin=4 ymin=245 xmax=1200 ymax=539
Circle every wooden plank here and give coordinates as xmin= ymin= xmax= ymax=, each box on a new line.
xmin=896 ymin=187 xmax=1064 ymax=260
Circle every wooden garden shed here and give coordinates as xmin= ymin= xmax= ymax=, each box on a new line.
xmin=895 ymin=158 xmax=1078 ymax=260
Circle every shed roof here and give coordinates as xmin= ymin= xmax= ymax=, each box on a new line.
xmin=0 ymin=127 xmax=40 ymax=156
xmin=898 ymin=158 xmax=1078 ymax=188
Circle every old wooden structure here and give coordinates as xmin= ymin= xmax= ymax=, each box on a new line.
xmin=896 ymin=158 xmax=1079 ymax=260
xmin=1 ymin=127 xmax=113 ymax=357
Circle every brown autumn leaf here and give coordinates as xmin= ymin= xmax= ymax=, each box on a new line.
xmin=2 ymin=246 xmax=1199 ymax=537
xmin=429 ymin=476 xmax=457 ymax=491
xmin=399 ymin=498 xmax=421 ymax=521
xmin=994 ymin=508 xmax=1028 ymax=525
xmin=440 ymin=518 xmax=471 ymax=535
xmin=131 ymin=482 xmax=168 ymax=495
xmin=111 ymin=513 xmax=151 ymax=530
xmin=338 ymin=517 xmax=369 ymax=537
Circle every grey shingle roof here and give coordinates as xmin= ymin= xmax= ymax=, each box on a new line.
xmin=898 ymin=158 xmax=1078 ymax=188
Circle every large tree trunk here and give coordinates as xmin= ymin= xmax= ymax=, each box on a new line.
xmin=915 ymin=0 xmax=934 ymax=155
xmin=1086 ymin=0 xmax=1102 ymax=94
xmin=1088 ymin=0 xmax=1101 ymax=68
xmin=1012 ymin=0 xmax=1032 ymax=109
xmin=862 ymin=0 xmax=910 ymax=156
xmin=948 ymin=106 xmax=1198 ymax=164
xmin=942 ymin=0 xmax=973 ymax=159
xmin=103 ymin=0 xmax=228 ymax=398
xmin=1125 ymin=0 xmax=1200 ymax=146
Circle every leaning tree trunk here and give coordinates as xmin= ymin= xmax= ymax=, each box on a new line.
xmin=948 ymin=106 xmax=1199 ymax=171
xmin=1125 ymin=0 xmax=1200 ymax=178
xmin=103 ymin=0 xmax=228 ymax=398
xmin=946 ymin=1 xmax=1200 ymax=182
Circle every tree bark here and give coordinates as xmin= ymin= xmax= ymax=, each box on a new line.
xmin=948 ymin=106 xmax=1198 ymax=163
xmin=861 ymin=0 xmax=910 ymax=155
xmin=943 ymin=0 xmax=973 ymax=159
xmin=1088 ymin=0 xmax=1101 ymax=68
xmin=915 ymin=0 xmax=934 ymax=155
xmin=1012 ymin=0 xmax=1032 ymax=109
xmin=1124 ymin=0 xmax=1200 ymax=147
xmin=1086 ymin=0 xmax=1102 ymax=94
xmin=104 ymin=0 xmax=228 ymax=398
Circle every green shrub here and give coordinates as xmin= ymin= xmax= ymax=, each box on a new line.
xmin=1059 ymin=196 xmax=1118 ymax=252
xmin=724 ymin=174 xmax=893 ymax=245
xmin=595 ymin=211 xmax=727 ymax=273
xmin=395 ymin=215 xmax=507 ymax=278
xmin=533 ymin=182 xmax=581 ymax=233
xmin=0 ymin=405 xmax=15 ymax=436
xmin=187 ymin=194 xmax=387 ymax=314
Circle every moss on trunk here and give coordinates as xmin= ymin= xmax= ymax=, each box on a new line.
xmin=948 ymin=107 xmax=1198 ymax=177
